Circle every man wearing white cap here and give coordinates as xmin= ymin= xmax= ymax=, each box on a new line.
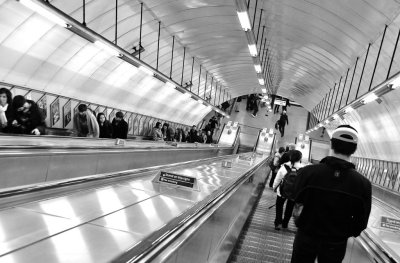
xmin=291 ymin=125 xmax=371 ymax=263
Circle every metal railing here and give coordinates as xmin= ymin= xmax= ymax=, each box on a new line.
xmin=351 ymin=156 xmax=400 ymax=193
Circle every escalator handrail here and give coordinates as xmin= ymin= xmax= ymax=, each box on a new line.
xmin=360 ymin=229 xmax=400 ymax=263
xmin=112 ymin=155 xmax=272 ymax=263
xmin=233 ymin=126 xmax=241 ymax=148
xmin=253 ymin=129 xmax=262 ymax=152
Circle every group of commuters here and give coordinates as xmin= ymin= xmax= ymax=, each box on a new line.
xmin=75 ymin=104 xmax=128 ymax=139
xmin=268 ymin=125 xmax=372 ymax=263
xmin=0 ymin=88 xmax=45 ymax=135
xmin=246 ymin=93 xmax=263 ymax=118
xmin=152 ymin=116 xmax=219 ymax=143
xmin=0 ymin=88 xmax=129 ymax=139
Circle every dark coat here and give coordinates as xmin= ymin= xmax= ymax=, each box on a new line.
xmin=0 ymin=106 xmax=13 ymax=133
xmin=99 ymin=120 xmax=113 ymax=138
xmin=112 ymin=118 xmax=128 ymax=139
xmin=278 ymin=114 xmax=289 ymax=126
xmin=9 ymin=100 xmax=46 ymax=135
xmin=294 ymin=156 xmax=372 ymax=241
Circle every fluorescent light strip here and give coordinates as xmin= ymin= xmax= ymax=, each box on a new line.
xmin=94 ymin=41 xmax=120 ymax=56
xmin=139 ymin=66 xmax=154 ymax=76
xmin=20 ymin=0 xmax=68 ymax=28
xmin=237 ymin=11 xmax=251 ymax=31
xmin=258 ymin=79 xmax=265 ymax=85
xmin=248 ymin=44 xmax=258 ymax=56
xmin=254 ymin=64 xmax=262 ymax=73
xmin=261 ymin=88 xmax=267 ymax=93
xmin=362 ymin=93 xmax=378 ymax=104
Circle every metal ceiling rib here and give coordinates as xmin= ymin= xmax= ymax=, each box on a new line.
xmin=5 ymin=0 xmax=400 ymax=111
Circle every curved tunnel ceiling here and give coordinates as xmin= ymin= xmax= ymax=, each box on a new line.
xmin=2 ymin=0 xmax=400 ymax=114
xmin=141 ymin=0 xmax=400 ymax=109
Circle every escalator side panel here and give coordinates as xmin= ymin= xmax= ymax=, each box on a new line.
xmin=0 ymin=148 xmax=233 ymax=190
xmin=154 ymin=164 xmax=269 ymax=263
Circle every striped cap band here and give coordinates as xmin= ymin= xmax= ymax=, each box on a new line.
xmin=332 ymin=126 xmax=358 ymax=144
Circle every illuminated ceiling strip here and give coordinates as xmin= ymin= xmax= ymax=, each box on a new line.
xmin=306 ymin=71 xmax=400 ymax=133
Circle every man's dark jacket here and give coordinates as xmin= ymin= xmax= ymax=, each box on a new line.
xmin=294 ymin=156 xmax=372 ymax=241
xmin=112 ymin=119 xmax=128 ymax=139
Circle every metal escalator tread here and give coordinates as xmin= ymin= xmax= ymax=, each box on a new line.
xmin=228 ymin=187 xmax=296 ymax=263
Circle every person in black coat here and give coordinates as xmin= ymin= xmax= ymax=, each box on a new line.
xmin=278 ymin=111 xmax=289 ymax=137
xmin=9 ymin=95 xmax=46 ymax=135
xmin=97 ymin=112 xmax=113 ymax=138
xmin=0 ymin=88 xmax=13 ymax=133
xmin=111 ymin=111 xmax=128 ymax=139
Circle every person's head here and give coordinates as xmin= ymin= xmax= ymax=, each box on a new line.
xmin=78 ymin=104 xmax=87 ymax=116
xmin=290 ymin=150 xmax=302 ymax=164
xmin=0 ymin=88 xmax=12 ymax=106
xmin=115 ymin=111 xmax=124 ymax=121
xmin=97 ymin=112 xmax=106 ymax=123
xmin=331 ymin=125 xmax=358 ymax=156
xmin=163 ymin=123 xmax=169 ymax=129
xmin=278 ymin=146 xmax=285 ymax=154
xmin=282 ymin=110 xmax=287 ymax=115
xmin=191 ymin=125 xmax=196 ymax=130
xmin=155 ymin=122 xmax=162 ymax=129
xmin=285 ymin=146 xmax=290 ymax=152
xmin=12 ymin=95 xmax=30 ymax=113
xmin=288 ymin=143 xmax=296 ymax=151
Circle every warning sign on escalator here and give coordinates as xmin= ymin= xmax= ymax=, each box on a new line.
xmin=380 ymin=216 xmax=400 ymax=232
xmin=153 ymin=171 xmax=199 ymax=191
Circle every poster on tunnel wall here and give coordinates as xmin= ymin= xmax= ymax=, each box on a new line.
xmin=63 ymin=100 xmax=72 ymax=128
xmin=50 ymin=98 xmax=60 ymax=127
xmin=37 ymin=95 xmax=47 ymax=120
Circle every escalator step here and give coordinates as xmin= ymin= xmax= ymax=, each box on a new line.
xmin=228 ymin=187 xmax=296 ymax=263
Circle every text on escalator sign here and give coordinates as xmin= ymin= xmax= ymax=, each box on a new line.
xmin=381 ymin=216 xmax=400 ymax=231
xmin=158 ymin=171 xmax=195 ymax=188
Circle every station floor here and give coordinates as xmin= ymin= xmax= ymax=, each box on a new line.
xmin=219 ymin=99 xmax=310 ymax=148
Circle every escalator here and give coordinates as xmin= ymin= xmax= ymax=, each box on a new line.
xmin=0 ymin=133 xmax=240 ymax=190
xmin=0 ymin=151 xmax=271 ymax=262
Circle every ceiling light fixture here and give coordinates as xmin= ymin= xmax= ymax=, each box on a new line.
xmin=258 ymin=79 xmax=265 ymax=85
xmin=345 ymin=107 xmax=354 ymax=113
xmin=94 ymin=41 xmax=120 ymax=57
xmin=165 ymin=82 xmax=175 ymax=89
xmin=254 ymin=64 xmax=262 ymax=73
xmin=361 ymin=93 xmax=378 ymax=104
xmin=138 ymin=66 xmax=154 ymax=76
xmin=248 ymin=44 xmax=258 ymax=56
xmin=19 ymin=0 xmax=69 ymax=28
xmin=261 ymin=88 xmax=267 ymax=93
xmin=237 ymin=11 xmax=251 ymax=31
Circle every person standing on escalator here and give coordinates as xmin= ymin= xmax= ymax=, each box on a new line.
xmin=278 ymin=111 xmax=289 ymax=137
xmin=73 ymin=104 xmax=99 ymax=138
xmin=291 ymin=125 xmax=372 ymax=263
xmin=111 ymin=111 xmax=128 ymax=139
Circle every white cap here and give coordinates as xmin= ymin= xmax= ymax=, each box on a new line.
xmin=332 ymin=125 xmax=358 ymax=144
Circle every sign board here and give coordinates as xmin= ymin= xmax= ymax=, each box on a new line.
xmin=222 ymin=160 xmax=233 ymax=168
xmin=115 ymin=139 xmax=125 ymax=146
xmin=381 ymin=216 xmax=400 ymax=231
xmin=238 ymin=155 xmax=252 ymax=161
xmin=153 ymin=171 xmax=199 ymax=191
xmin=274 ymin=98 xmax=287 ymax=106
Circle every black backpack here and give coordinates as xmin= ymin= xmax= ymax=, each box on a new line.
xmin=280 ymin=164 xmax=298 ymax=200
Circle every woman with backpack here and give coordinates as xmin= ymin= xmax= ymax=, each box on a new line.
xmin=273 ymin=150 xmax=304 ymax=230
